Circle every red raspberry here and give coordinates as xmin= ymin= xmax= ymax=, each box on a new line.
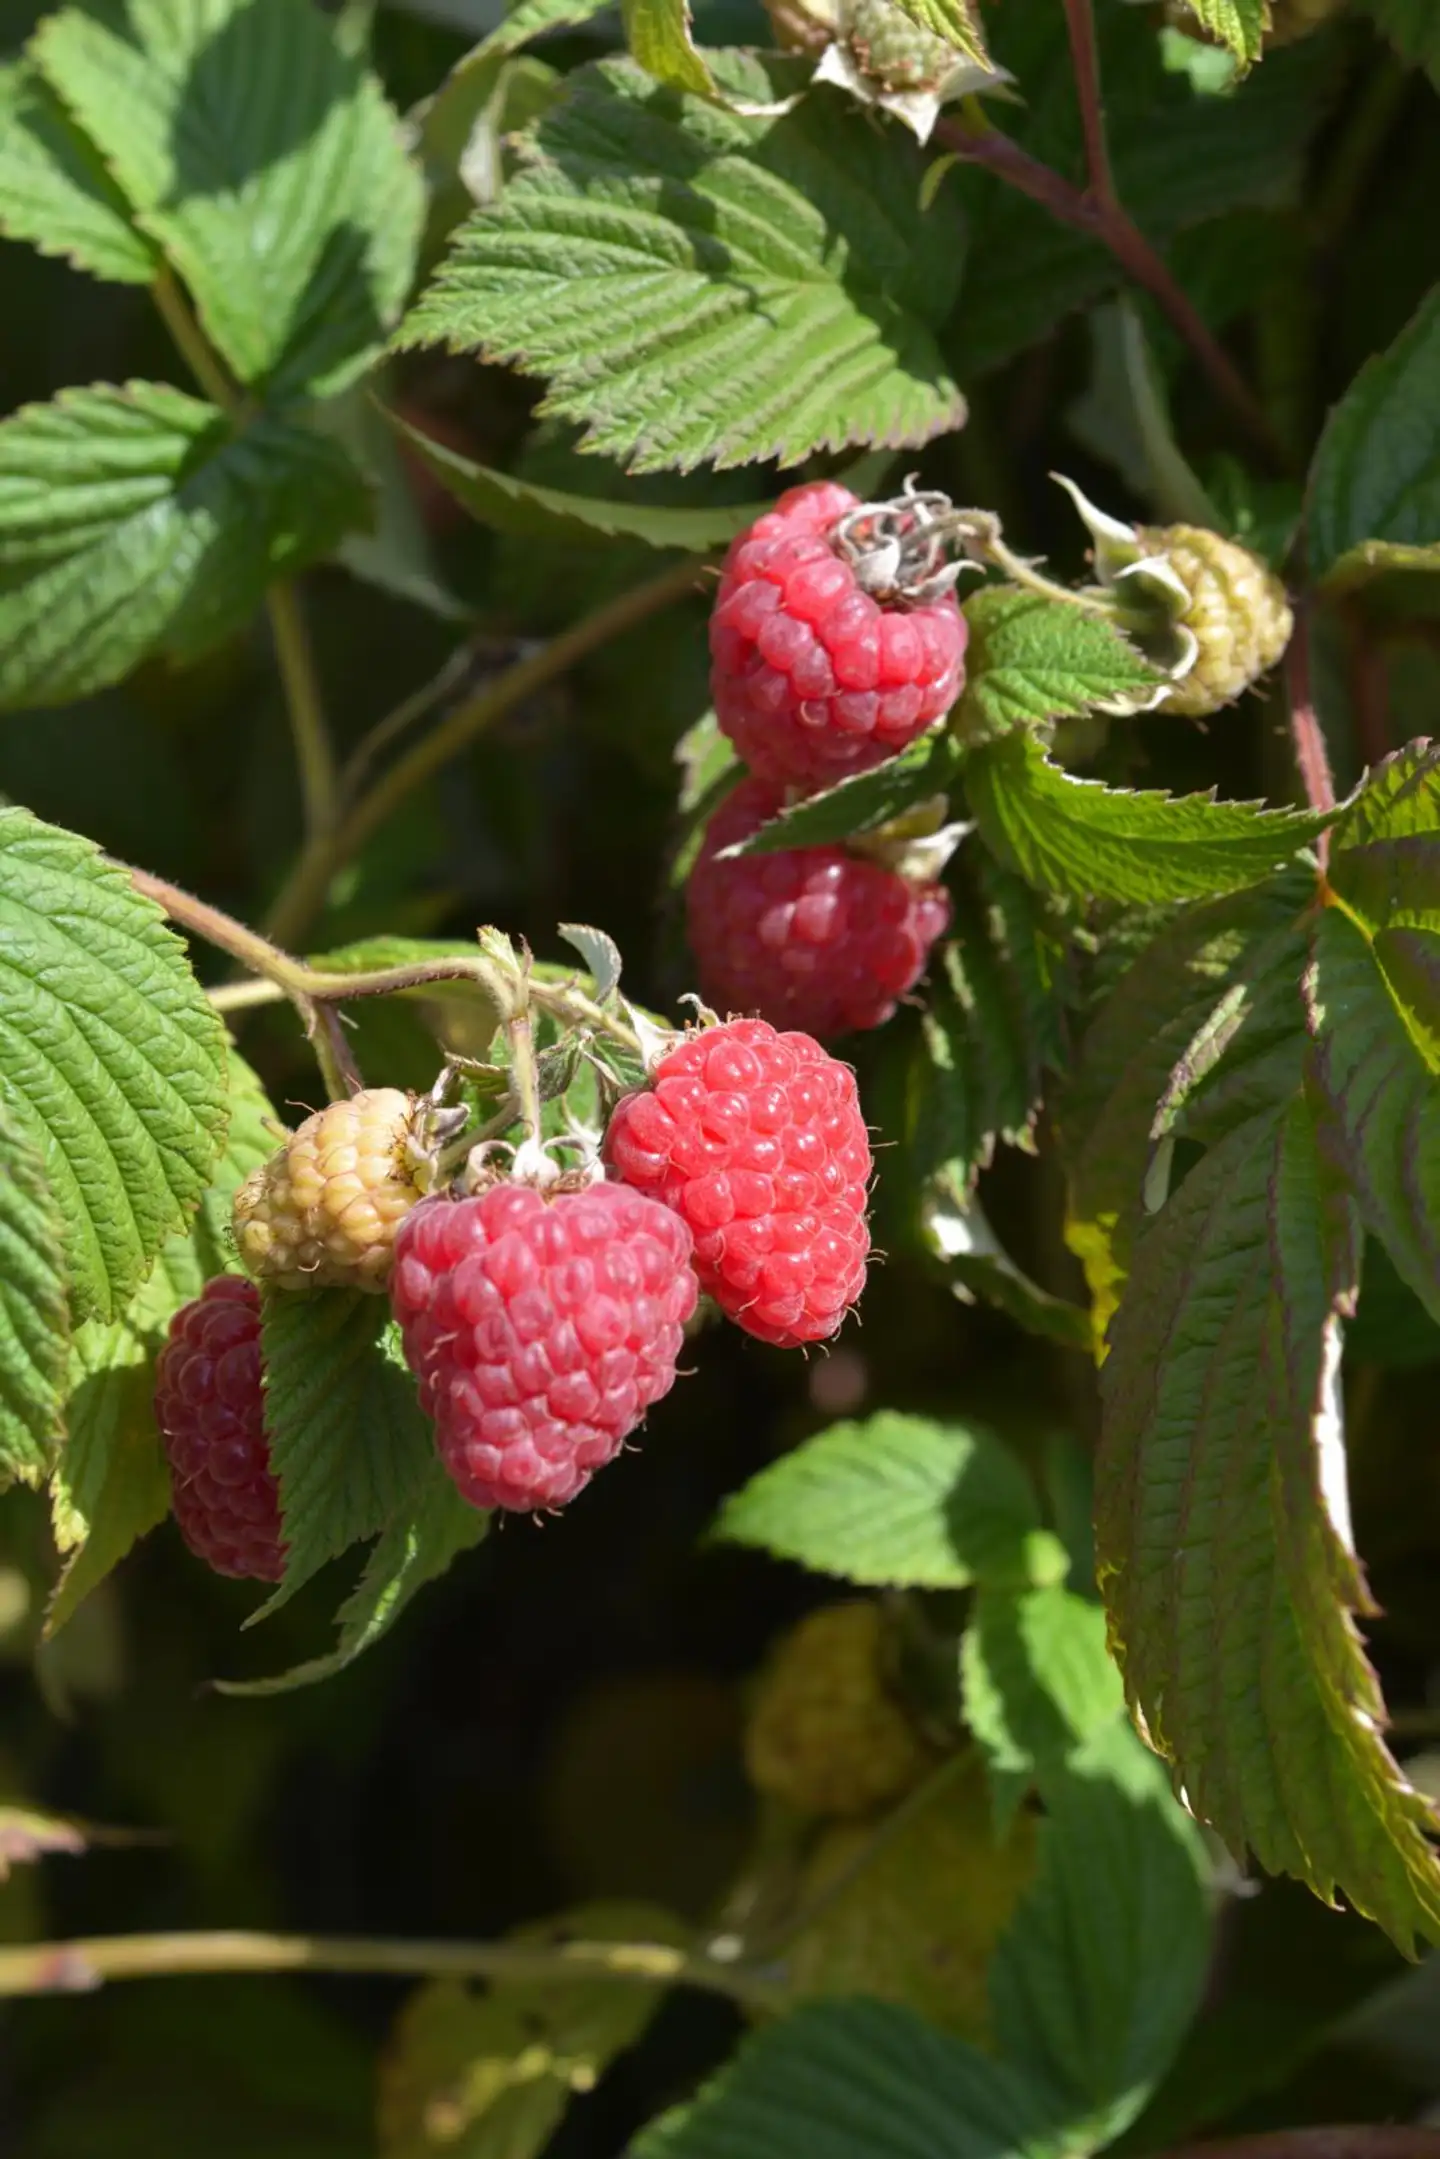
xmin=603 ymin=1019 xmax=872 ymax=1349
xmin=390 ymin=1180 xmax=700 ymax=1513
xmin=153 ymin=1277 xmax=285 ymax=1583
xmin=710 ymin=481 xmax=967 ymax=788
xmin=688 ymin=777 xmax=952 ymax=1040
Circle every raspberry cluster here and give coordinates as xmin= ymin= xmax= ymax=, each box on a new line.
xmin=688 ymin=777 xmax=952 ymax=1040
xmin=604 ymin=1017 xmax=871 ymax=1348
xmin=154 ymin=1277 xmax=285 ymax=1582
xmin=390 ymin=1179 xmax=699 ymax=1512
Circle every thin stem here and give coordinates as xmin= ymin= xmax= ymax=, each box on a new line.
xmin=1285 ymin=604 xmax=1337 ymax=831
xmin=207 ymin=978 xmax=287 ymax=1014
xmin=507 ymin=1008 xmax=543 ymax=1143
xmin=267 ymin=584 xmax=338 ymax=839
xmin=151 ymin=267 xmax=240 ymax=413
xmin=933 ymin=110 xmax=1285 ymax=472
xmin=1061 ymin=0 xmax=1116 ymax=208
xmin=338 ymin=639 xmax=510 ymax=809
xmin=0 ymin=1928 xmax=784 ymax=2011
xmin=311 ymin=1006 xmax=362 ymax=1101
xmin=263 ymin=553 xmax=706 ymax=949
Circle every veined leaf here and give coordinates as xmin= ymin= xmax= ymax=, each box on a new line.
xmin=724 ymin=733 xmax=963 ymax=857
xmin=0 ymin=58 xmax=158 ymax=283
xmin=621 ymin=0 xmax=714 ymax=95
xmin=388 ymin=409 xmax=766 ymax=550
xmin=0 ymin=1100 xmax=69 ymax=1488
xmin=1308 ymin=286 xmax=1440 ymax=591
xmin=256 ymin=1288 xmax=438 ymax=1611
xmin=990 ymin=1722 xmax=1211 ymax=2150
xmin=968 ymin=727 xmax=1332 ymax=905
xmin=1170 ymin=0 xmax=1269 ymax=65
xmin=961 ymin=1585 xmax=1124 ymax=1822
xmin=712 ymin=1411 xmax=1069 ymax=1591
xmin=954 ymin=589 xmax=1163 ymax=742
xmin=0 ymin=809 xmax=228 ymax=1324
xmin=0 ymin=382 xmax=371 ymax=709
xmin=401 ymin=53 xmax=967 ymax=472
xmin=1097 ymin=1097 xmax=1440 ymax=1951
xmin=630 ymin=1998 xmax=1065 ymax=2159
xmin=1325 ymin=738 xmax=1440 ymax=937
xmin=34 ymin=0 xmax=424 ymax=396
xmin=379 ymin=1902 xmax=684 ymax=2159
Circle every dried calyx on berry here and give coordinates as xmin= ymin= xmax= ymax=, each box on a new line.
xmin=1054 ymin=475 xmax=1294 ymax=719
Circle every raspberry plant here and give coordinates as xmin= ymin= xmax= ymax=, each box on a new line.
xmin=1 ymin=0 xmax=1440 ymax=2151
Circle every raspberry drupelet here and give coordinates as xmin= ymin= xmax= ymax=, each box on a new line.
xmin=604 ymin=1017 xmax=872 ymax=1349
xmin=153 ymin=1276 xmax=285 ymax=1582
xmin=710 ymin=481 xmax=967 ymax=788
xmin=391 ymin=1179 xmax=699 ymax=1513
xmin=687 ymin=776 xmax=952 ymax=1039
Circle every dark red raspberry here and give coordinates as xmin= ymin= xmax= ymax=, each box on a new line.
xmin=153 ymin=1276 xmax=285 ymax=1582
xmin=688 ymin=777 xmax=952 ymax=1040
xmin=390 ymin=1180 xmax=699 ymax=1513
xmin=710 ymin=481 xmax=967 ymax=788
xmin=604 ymin=1018 xmax=871 ymax=1349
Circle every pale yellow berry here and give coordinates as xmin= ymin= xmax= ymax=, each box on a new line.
xmin=1139 ymin=524 xmax=1294 ymax=719
xmin=232 ymin=1088 xmax=422 ymax=1293
xmin=744 ymin=1601 xmax=932 ymax=1820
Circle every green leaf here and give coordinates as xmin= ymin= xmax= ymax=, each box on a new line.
xmin=380 ymin=1902 xmax=684 ymax=2159
xmin=1308 ymin=286 xmax=1440 ymax=590
xmin=1097 ymin=1096 xmax=1440 ymax=1951
xmin=923 ymin=1190 xmax=1094 ymax=1354
xmin=0 ymin=808 xmax=228 ymax=1325
xmin=907 ymin=850 xmax=1071 ymax=1198
xmin=257 ymin=1288 xmax=439 ymax=1609
xmin=34 ymin=0 xmax=424 ymax=396
xmin=1171 ymin=0 xmax=1269 ymax=65
xmin=0 ymin=383 xmax=372 ymax=709
xmin=400 ymin=54 xmax=967 ymax=472
xmin=630 ymin=1998 xmax=1064 ymax=2159
xmin=0 ymin=59 xmax=158 ymax=283
xmin=967 ymin=728 xmax=1332 ymax=905
xmin=961 ymin=1585 xmax=1124 ymax=1821
xmin=954 ymin=590 xmax=1163 ymax=742
xmin=713 ymin=1411 xmax=1069 ymax=1591
xmin=218 ymin=1463 xmax=486 ymax=1696
xmin=1363 ymin=0 xmax=1440 ymax=86
xmin=621 ymin=0 xmax=714 ymax=94
xmin=387 ymin=409 xmax=767 ymax=551
xmin=1325 ymin=738 xmax=1440 ymax=937
xmin=722 ymin=734 xmax=962 ymax=857
xmin=0 ymin=1100 xmax=69 ymax=1488
xmin=989 ymin=1722 xmax=1211 ymax=2149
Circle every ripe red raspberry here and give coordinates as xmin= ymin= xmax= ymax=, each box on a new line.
xmin=687 ymin=777 xmax=952 ymax=1039
xmin=390 ymin=1180 xmax=700 ymax=1513
xmin=603 ymin=1019 xmax=871 ymax=1348
xmin=153 ymin=1276 xmax=285 ymax=1583
xmin=710 ymin=481 xmax=967 ymax=788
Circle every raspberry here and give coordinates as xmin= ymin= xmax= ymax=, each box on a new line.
xmin=846 ymin=0 xmax=956 ymax=90
xmin=603 ymin=1018 xmax=871 ymax=1348
xmin=687 ymin=777 xmax=951 ymax=1040
xmin=745 ymin=1602 xmax=933 ymax=1819
xmin=390 ymin=1180 xmax=699 ymax=1513
xmin=1138 ymin=524 xmax=1293 ymax=719
xmin=710 ymin=482 xmax=967 ymax=788
xmin=153 ymin=1277 xmax=285 ymax=1582
xmin=233 ymin=1087 xmax=422 ymax=1293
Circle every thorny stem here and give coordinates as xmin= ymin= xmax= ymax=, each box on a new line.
xmin=0 ymin=1928 xmax=785 ymax=2012
xmin=266 ymin=584 xmax=338 ymax=839
xmin=932 ymin=108 xmax=1286 ymax=472
xmin=263 ymin=554 xmax=707 ymax=949
xmin=1284 ymin=604 xmax=1337 ymax=835
xmin=1060 ymin=0 xmax=1116 ymax=209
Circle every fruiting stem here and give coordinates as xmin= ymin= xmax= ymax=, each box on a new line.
xmin=506 ymin=1006 xmax=544 ymax=1146
xmin=1060 ymin=0 xmax=1117 ymax=210
xmin=310 ymin=1006 xmax=362 ymax=1102
xmin=151 ymin=267 xmax=241 ymax=414
xmin=0 ymin=1928 xmax=785 ymax=2012
xmin=263 ymin=554 xmax=708 ymax=948
xmin=267 ymin=583 xmax=338 ymax=840
xmin=933 ymin=109 xmax=1286 ymax=473
xmin=1284 ymin=604 xmax=1337 ymax=831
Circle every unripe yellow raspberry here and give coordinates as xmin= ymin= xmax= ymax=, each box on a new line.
xmin=744 ymin=1601 xmax=932 ymax=1820
xmin=1137 ymin=525 xmax=1293 ymax=719
xmin=233 ymin=1088 xmax=423 ymax=1293
xmin=785 ymin=1753 xmax=1037 ymax=2043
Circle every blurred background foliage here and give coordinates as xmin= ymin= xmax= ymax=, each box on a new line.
xmin=2 ymin=0 xmax=1440 ymax=2148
